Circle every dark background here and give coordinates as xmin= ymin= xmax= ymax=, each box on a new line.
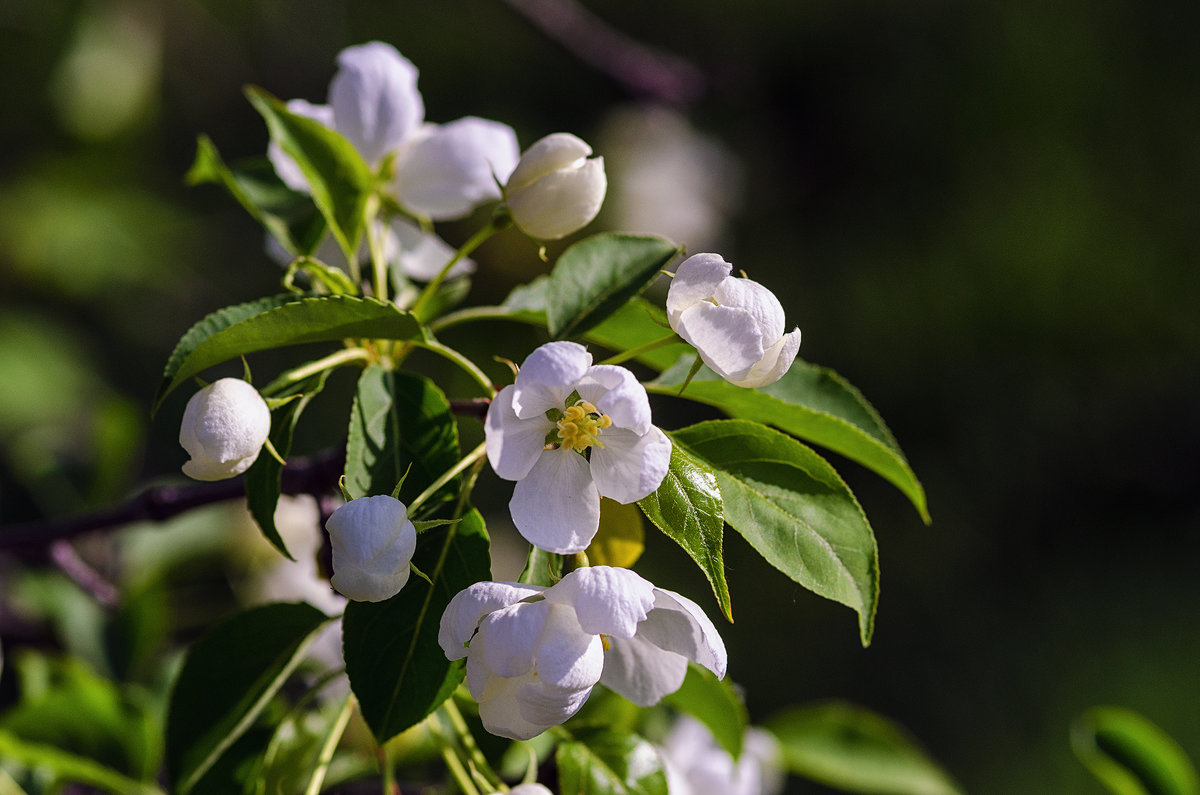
xmin=1 ymin=1 xmax=1197 ymax=792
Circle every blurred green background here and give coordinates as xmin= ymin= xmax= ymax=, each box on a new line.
xmin=1 ymin=0 xmax=1197 ymax=792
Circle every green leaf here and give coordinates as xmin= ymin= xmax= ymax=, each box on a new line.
xmin=343 ymin=368 xmax=460 ymax=512
xmin=766 ymin=701 xmax=962 ymax=795
xmin=185 ymin=135 xmax=325 ymax=256
xmin=155 ymin=295 xmax=422 ymax=409
xmin=584 ymin=298 xmax=689 ymax=370
xmin=651 ymin=355 xmax=929 ymax=523
xmin=165 ymin=602 xmax=330 ymax=795
xmin=342 ymin=509 xmax=492 ymax=744
xmin=671 ymin=420 xmax=878 ymax=645
xmin=245 ymin=86 xmax=373 ymax=262
xmin=663 ymin=665 xmax=748 ymax=759
xmin=519 ymin=546 xmax=563 ymax=588
xmin=0 ymin=731 xmax=160 ymax=795
xmin=636 ymin=442 xmax=730 ymax=622
xmin=546 ymin=233 xmax=680 ymax=340
xmin=244 ymin=371 xmax=329 ymax=559
xmin=556 ymin=726 xmax=668 ymax=795
xmin=1071 ymin=707 xmax=1200 ymax=795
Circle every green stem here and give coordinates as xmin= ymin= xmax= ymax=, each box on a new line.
xmin=261 ymin=347 xmax=370 ymax=396
xmin=367 ymin=202 xmax=390 ymax=302
xmin=380 ymin=743 xmax=396 ymax=795
xmin=429 ymin=305 xmax=530 ymax=333
xmin=439 ymin=743 xmax=482 ymax=795
xmin=304 ymin=694 xmax=356 ymax=795
xmin=411 ymin=337 xmax=496 ymax=397
xmin=596 ymin=332 xmax=682 ymax=366
xmin=442 ymin=699 xmax=505 ymax=791
xmin=411 ymin=212 xmax=512 ymax=317
xmin=408 ymin=441 xmax=487 ymax=515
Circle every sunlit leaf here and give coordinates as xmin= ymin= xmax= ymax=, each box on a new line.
xmin=156 ymin=295 xmax=422 ymax=409
xmin=766 ymin=701 xmax=962 ymax=795
xmin=546 ymin=233 xmax=680 ymax=340
xmin=343 ymin=509 xmax=491 ymax=744
xmin=651 ymin=355 xmax=929 ymax=524
xmin=1072 ymin=706 xmax=1199 ymax=795
xmin=587 ymin=499 xmax=646 ymax=569
xmin=246 ymin=86 xmax=373 ymax=262
xmin=636 ymin=442 xmax=730 ymax=621
xmin=671 ymin=420 xmax=878 ymax=645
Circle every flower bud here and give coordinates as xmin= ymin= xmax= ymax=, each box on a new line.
xmin=326 ymin=495 xmax=417 ymax=602
xmin=505 ymin=132 xmax=606 ymax=240
xmin=179 ymin=378 xmax=271 ymax=481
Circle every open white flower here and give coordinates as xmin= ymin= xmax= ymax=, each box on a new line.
xmin=505 ymin=132 xmax=607 ymax=239
xmin=268 ymin=41 xmax=519 ymax=222
xmin=666 ymin=253 xmax=802 ymax=388
xmin=439 ymin=566 xmax=727 ymax=741
xmin=325 ymin=495 xmax=417 ymax=602
xmin=179 ymin=378 xmax=271 ymax=481
xmin=485 ymin=342 xmax=671 ymax=554
xmin=660 ymin=715 xmax=784 ymax=795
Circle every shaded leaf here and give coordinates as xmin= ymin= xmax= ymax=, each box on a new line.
xmin=766 ymin=701 xmax=962 ymax=795
xmin=547 ymin=233 xmax=680 ymax=340
xmin=651 ymin=355 xmax=929 ymax=523
xmin=185 ymin=135 xmax=325 ymax=256
xmin=636 ymin=442 xmax=730 ymax=622
xmin=165 ymin=602 xmax=329 ymax=795
xmin=587 ymin=499 xmax=646 ymax=569
xmin=244 ymin=371 xmax=329 ymax=558
xmin=156 ymin=295 xmax=422 ymax=409
xmin=0 ymin=731 xmax=158 ymax=795
xmin=519 ymin=546 xmax=563 ymax=588
xmin=343 ymin=509 xmax=491 ymax=744
xmin=556 ymin=726 xmax=668 ymax=795
xmin=671 ymin=420 xmax=878 ymax=645
xmin=664 ymin=664 xmax=748 ymax=759
xmin=1071 ymin=707 xmax=1199 ymax=795
xmin=246 ymin=86 xmax=373 ymax=261
xmin=343 ymin=368 xmax=459 ymax=513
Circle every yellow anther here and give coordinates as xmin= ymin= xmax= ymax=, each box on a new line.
xmin=556 ymin=400 xmax=612 ymax=452
xmin=600 ymin=635 xmax=612 ymax=652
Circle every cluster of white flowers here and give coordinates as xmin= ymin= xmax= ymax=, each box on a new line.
xmin=172 ymin=41 xmax=814 ymax=755
xmin=439 ymin=565 xmax=726 ymax=740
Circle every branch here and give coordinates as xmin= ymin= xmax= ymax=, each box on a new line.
xmin=0 ymin=447 xmax=345 ymax=553
xmin=501 ymin=0 xmax=707 ymax=105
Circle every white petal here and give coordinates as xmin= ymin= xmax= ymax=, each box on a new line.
xmin=509 ymin=785 xmax=554 ymax=795
xmin=506 ymin=132 xmax=593 ymax=190
xmin=477 ymin=600 xmax=549 ymax=678
xmin=534 ymin=604 xmax=605 ymax=691
xmin=506 ymin=157 xmax=606 ymax=240
xmin=547 ymin=565 xmax=655 ymax=639
xmin=329 ymin=41 xmax=423 ymax=166
xmin=510 ymin=341 xmax=592 ymax=419
xmin=267 ymin=99 xmax=335 ymax=193
xmin=484 ymin=385 xmax=550 ymax=482
xmin=666 ymin=253 xmax=731 ymax=327
xmin=517 ymin=677 xmax=593 ymax=729
xmin=589 ymin=426 xmax=671 ymax=504
xmin=637 ymin=588 xmax=727 ymax=678
xmin=474 ymin=665 xmax=546 ymax=740
xmin=733 ymin=327 xmax=801 ymax=388
xmin=181 ymin=454 xmax=257 ymax=481
xmin=388 ymin=217 xmax=475 ymax=281
xmin=439 ymin=581 xmax=545 ymax=659
xmin=576 ymin=365 xmax=651 ymax=434
xmin=599 ymin=633 xmax=688 ymax=706
xmin=712 ymin=276 xmax=786 ymax=342
xmin=509 ymin=449 xmax=600 ymax=554
xmin=326 ymin=495 xmax=417 ymax=602
xmin=392 ymin=117 xmax=518 ymax=220
xmin=179 ymin=378 xmax=271 ymax=481
xmin=675 ymin=302 xmax=767 ymax=382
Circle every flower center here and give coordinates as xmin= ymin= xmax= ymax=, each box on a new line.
xmin=556 ymin=400 xmax=612 ymax=452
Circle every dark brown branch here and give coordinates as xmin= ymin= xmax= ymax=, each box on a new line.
xmin=0 ymin=447 xmax=345 ymax=553
xmin=502 ymin=0 xmax=706 ymax=105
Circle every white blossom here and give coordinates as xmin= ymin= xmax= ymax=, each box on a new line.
xmin=179 ymin=378 xmax=271 ymax=481
xmin=268 ymin=42 xmax=519 ymax=222
xmin=325 ymin=495 xmax=417 ymax=602
xmin=485 ymin=341 xmax=670 ymax=554
xmin=505 ymin=132 xmax=607 ymax=240
xmin=439 ymin=566 xmax=727 ymax=741
xmin=666 ymin=253 xmax=802 ymax=388
xmin=499 ymin=786 xmax=552 ymax=795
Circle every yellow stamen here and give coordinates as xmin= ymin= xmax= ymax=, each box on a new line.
xmin=556 ymin=400 xmax=612 ymax=452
